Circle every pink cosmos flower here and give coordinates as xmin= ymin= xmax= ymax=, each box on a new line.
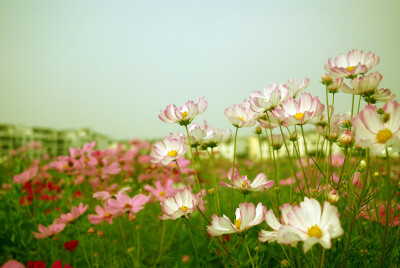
xmin=326 ymin=78 xmax=343 ymax=93
xmin=276 ymin=197 xmax=344 ymax=252
xmin=13 ymin=165 xmax=38 ymax=184
xmin=267 ymin=134 xmax=286 ymax=150
xmin=273 ymin=92 xmax=325 ymax=127
xmin=150 ymin=137 xmax=188 ymax=166
xmin=159 ymin=187 xmax=201 ymax=220
xmin=249 ymin=83 xmax=289 ymax=113
xmin=219 ymin=168 xmax=274 ymax=194
xmin=88 ymin=204 xmax=115 ymax=225
xmin=341 ymin=71 xmax=383 ymax=97
xmin=107 ymin=193 xmax=149 ymax=215
xmin=324 ymin=49 xmax=380 ymax=78
xmin=186 ymin=123 xmax=206 ymax=148
xmin=207 ymin=202 xmax=266 ymax=236
xmin=285 ymin=77 xmax=310 ymax=98
xmin=57 ymin=203 xmax=88 ymax=224
xmin=259 ymin=112 xmax=280 ymax=130
xmin=201 ymin=120 xmax=232 ymax=148
xmin=225 ymin=101 xmax=257 ymax=128
xmin=158 ymin=97 xmax=208 ymax=126
xmin=33 ymin=222 xmax=66 ymax=239
xmin=370 ymin=88 xmax=395 ymax=104
xmin=351 ymin=100 xmax=400 ymax=155
xmin=144 ymin=179 xmax=177 ymax=201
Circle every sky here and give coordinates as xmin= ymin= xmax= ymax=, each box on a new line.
xmin=1 ymin=0 xmax=399 ymax=140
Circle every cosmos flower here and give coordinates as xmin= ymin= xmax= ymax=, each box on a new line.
xmin=144 ymin=179 xmax=177 ymax=201
xmin=219 ymin=168 xmax=274 ymax=194
xmin=326 ymin=78 xmax=343 ymax=94
xmin=259 ymin=206 xmax=293 ymax=243
xmin=324 ymin=49 xmax=380 ymax=78
xmin=273 ymin=92 xmax=325 ymax=127
xmin=351 ymin=100 xmax=400 ymax=155
xmin=87 ymin=204 xmax=115 ymax=225
xmin=225 ymin=101 xmax=257 ymax=128
xmin=285 ymin=77 xmax=310 ymax=98
xmin=159 ymin=187 xmax=201 ymax=220
xmin=107 ymin=193 xmax=149 ymax=215
xmin=33 ymin=222 xmax=66 ymax=239
xmin=249 ymin=82 xmax=289 ymax=113
xmin=276 ymin=197 xmax=344 ymax=252
xmin=13 ymin=165 xmax=38 ymax=184
xmin=186 ymin=123 xmax=207 ymax=148
xmin=201 ymin=120 xmax=232 ymax=148
xmin=57 ymin=203 xmax=88 ymax=224
xmin=150 ymin=136 xmax=188 ymax=166
xmin=158 ymin=97 xmax=208 ymax=126
xmin=64 ymin=240 xmax=78 ymax=252
xmin=341 ymin=71 xmax=382 ymax=96
xmin=369 ymin=88 xmax=395 ymax=104
xmin=207 ymin=202 xmax=266 ymax=236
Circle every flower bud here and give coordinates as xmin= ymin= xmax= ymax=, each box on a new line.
xmin=255 ymin=126 xmax=262 ymax=135
xmin=373 ymin=171 xmax=380 ymax=178
xmin=129 ymin=213 xmax=137 ymax=222
xmin=328 ymin=190 xmax=339 ymax=204
xmin=321 ymin=74 xmax=332 ymax=85
xmin=281 ymin=259 xmax=289 ymax=266
xmin=97 ymin=230 xmax=104 ymax=237
xmin=182 ymin=255 xmax=190 ymax=263
xmin=339 ymin=130 xmax=353 ymax=147
xmin=328 ymin=132 xmax=338 ymax=142
xmin=383 ymin=113 xmax=390 ymax=123
xmin=289 ymin=132 xmax=297 ymax=142
xmin=377 ymin=108 xmax=384 ymax=115
xmin=342 ymin=120 xmax=352 ymax=129
xmin=208 ymin=188 xmax=215 ymax=195
xmin=357 ymin=160 xmax=366 ymax=172
xmin=87 ymin=227 xmax=95 ymax=234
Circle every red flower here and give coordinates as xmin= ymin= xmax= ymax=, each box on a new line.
xmin=27 ymin=261 xmax=46 ymax=268
xmin=51 ymin=260 xmax=73 ymax=268
xmin=64 ymin=240 xmax=78 ymax=252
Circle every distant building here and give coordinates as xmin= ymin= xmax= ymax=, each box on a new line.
xmin=0 ymin=123 xmax=110 ymax=159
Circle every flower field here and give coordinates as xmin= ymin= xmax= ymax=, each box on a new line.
xmin=1 ymin=49 xmax=400 ymax=267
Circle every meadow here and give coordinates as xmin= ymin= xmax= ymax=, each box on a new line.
xmin=1 ymin=49 xmax=399 ymax=267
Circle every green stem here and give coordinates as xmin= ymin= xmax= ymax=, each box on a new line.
xmin=174 ymin=160 xmax=189 ymax=187
xmin=231 ymin=127 xmax=239 ymax=218
xmin=74 ymin=224 xmax=91 ymax=268
xmin=244 ymin=235 xmax=255 ymax=268
xmin=379 ymin=149 xmax=391 ymax=268
xmin=257 ymin=133 xmax=266 ymax=174
xmin=185 ymin=219 xmax=200 ymax=267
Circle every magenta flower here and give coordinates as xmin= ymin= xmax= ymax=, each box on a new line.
xmin=158 ymin=97 xmax=208 ymax=126
xmin=58 ymin=203 xmax=88 ymax=224
xmin=144 ymin=179 xmax=177 ymax=201
xmin=33 ymin=222 xmax=66 ymax=239
xmin=107 ymin=193 xmax=149 ymax=214
xmin=88 ymin=204 xmax=115 ymax=225
xmin=150 ymin=136 xmax=188 ymax=166
xmin=324 ymin=49 xmax=380 ymax=78
xmin=352 ymin=100 xmax=400 ymax=154
xmin=13 ymin=165 xmax=38 ymax=184
xmin=207 ymin=202 xmax=266 ymax=236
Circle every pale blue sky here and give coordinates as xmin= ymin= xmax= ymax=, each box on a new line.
xmin=1 ymin=0 xmax=399 ymax=140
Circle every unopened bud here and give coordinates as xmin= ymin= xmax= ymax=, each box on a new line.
xmin=93 ymin=253 xmax=99 ymax=257
xmin=377 ymin=108 xmax=384 ymax=115
xmin=342 ymin=120 xmax=352 ymax=128
xmin=182 ymin=255 xmax=190 ymax=263
xmin=129 ymin=213 xmax=137 ymax=222
xmin=87 ymin=227 xmax=95 ymax=234
xmin=322 ymin=74 xmax=332 ymax=85
xmin=383 ymin=113 xmax=390 ymax=123
xmin=255 ymin=126 xmax=262 ymax=135
xmin=328 ymin=190 xmax=339 ymax=204
xmin=289 ymin=132 xmax=297 ymax=141
xmin=97 ymin=230 xmax=104 ymax=237
xmin=373 ymin=171 xmax=380 ymax=178
xmin=281 ymin=259 xmax=289 ymax=266
xmin=339 ymin=130 xmax=353 ymax=147
xmin=274 ymin=186 xmax=280 ymax=192
xmin=208 ymin=188 xmax=215 ymax=195
xmin=52 ymin=236 xmax=58 ymax=241
xmin=357 ymin=160 xmax=366 ymax=172
xmin=328 ymin=132 xmax=338 ymax=142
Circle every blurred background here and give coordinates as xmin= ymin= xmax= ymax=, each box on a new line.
xmin=1 ymin=0 xmax=399 ymax=141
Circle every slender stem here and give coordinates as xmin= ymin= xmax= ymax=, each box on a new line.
xmin=300 ymin=125 xmax=312 ymax=182
xmin=153 ymin=221 xmax=167 ymax=267
xmin=257 ymin=134 xmax=266 ymax=174
xmin=325 ymin=141 xmax=333 ymax=199
xmin=357 ymin=95 xmax=362 ymax=115
xmin=74 ymin=225 xmax=91 ymax=268
xmin=231 ymin=127 xmax=239 ymax=218
xmin=244 ymin=235 xmax=255 ymax=268
xmin=207 ymin=148 xmax=220 ymax=214
xmin=379 ymin=149 xmax=391 ymax=268
xmin=185 ymin=219 xmax=200 ymax=267
xmin=266 ymin=113 xmax=279 ymax=211
xmin=351 ymin=94 xmax=355 ymax=119
xmin=174 ymin=160 xmax=189 ymax=187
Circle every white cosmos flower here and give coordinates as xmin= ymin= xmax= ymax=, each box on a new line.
xmin=285 ymin=77 xmax=310 ymax=98
xmin=159 ymin=187 xmax=201 ymax=220
xmin=207 ymin=202 xmax=266 ymax=236
xmin=341 ymin=71 xmax=383 ymax=96
xmin=276 ymin=197 xmax=344 ymax=253
xmin=150 ymin=136 xmax=188 ymax=166
xmin=259 ymin=206 xmax=293 ymax=243
xmin=219 ymin=168 xmax=274 ymax=194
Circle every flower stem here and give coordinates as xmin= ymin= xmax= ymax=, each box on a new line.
xmin=230 ymin=127 xmax=239 ymax=219
xmin=174 ymin=160 xmax=189 ymax=187
xmin=74 ymin=224 xmax=91 ymax=268
xmin=184 ymin=218 xmax=200 ymax=267
xmin=257 ymin=133 xmax=266 ymax=174
xmin=379 ymin=149 xmax=391 ymax=268
xmin=244 ymin=235 xmax=255 ymax=268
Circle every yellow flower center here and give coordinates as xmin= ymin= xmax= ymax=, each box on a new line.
xmin=181 ymin=206 xmax=188 ymax=213
xmin=167 ymin=150 xmax=178 ymax=157
xmin=307 ymin=225 xmax=322 ymax=238
xmin=237 ymin=116 xmax=245 ymax=122
xmin=294 ymin=113 xmax=305 ymax=121
xmin=159 ymin=191 xmax=165 ymax=196
xmin=376 ymin=128 xmax=393 ymax=144
xmin=181 ymin=111 xmax=188 ymax=118
xmin=68 ymin=216 xmax=72 ymax=221
xmin=104 ymin=212 xmax=111 ymax=218
xmin=124 ymin=203 xmax=131 ymax=209
xmin=62 ymin=164 xmax=68 ymax=170
xmin=234 ymin=218 xmax=241 ymax=229
xmin=346 ymin=66 xmax=355 ymax=72
xmin=241 ymin=181 xmax=247 ymax=188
